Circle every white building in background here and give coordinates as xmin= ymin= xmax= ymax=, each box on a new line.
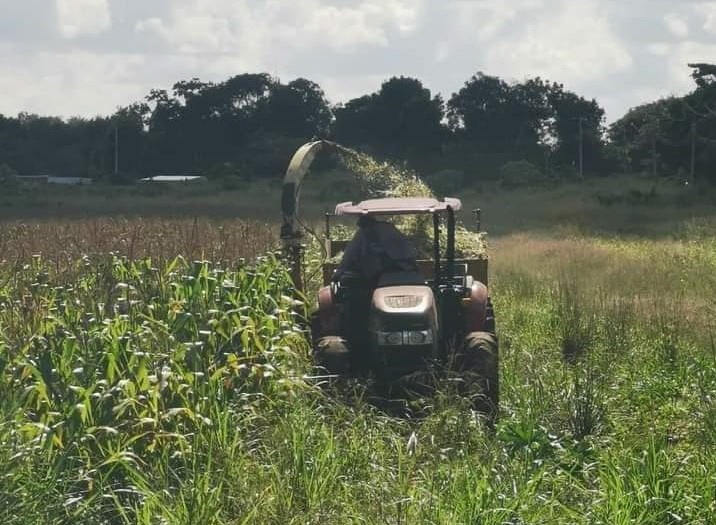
xmin=16 ymin=175 xmax=93 ymax=185
xmin=48 ymin=176 xmax=93 ymax=185
xmin=16 ymin=175 xmax=49 ymax=184
xmin=139 ymin=175 xmax=208 ymax=183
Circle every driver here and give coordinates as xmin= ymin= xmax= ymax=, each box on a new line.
xmin=333 ymin=215 xmax=418 ymax=287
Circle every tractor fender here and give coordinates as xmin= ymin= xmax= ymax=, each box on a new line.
xmin=465 ymin=281 xmax=488 ymax=333
xmin=317 ymin=285 xmax=341 ymax=335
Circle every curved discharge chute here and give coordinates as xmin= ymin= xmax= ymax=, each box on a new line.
xmin=280 ymin=139 xmax=350 ymax=291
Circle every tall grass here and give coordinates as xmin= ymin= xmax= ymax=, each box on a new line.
xmin=1 ymin=229 xmax=713 ymax=523
xmin=0 ymin=217 xmax=276 ymax=270
xmin=0 ymin=253 xmax=310 ymax=522
xmin=2 ymin=148 xmax=716 ymax=521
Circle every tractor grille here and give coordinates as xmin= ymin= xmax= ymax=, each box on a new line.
xmin=376 ymin=345 xmax=433 ymax=376
xmin=384 ymin=295 xmax=423 ymax=309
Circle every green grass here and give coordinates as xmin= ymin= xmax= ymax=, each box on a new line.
xmin=0 ymin=179 xmax=285 ymax=219
xmin=0 ymin=230 xmax=714 ymax=523
xmin=1 ymin=163 xmax=716 ymax=523
xmin=6 ymin=170 xmax=716 ymax=240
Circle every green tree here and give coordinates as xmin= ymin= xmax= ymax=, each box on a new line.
xmin=333 ymin=76 xmax=444 ymax=158
xmin=609 ymin=64 xmax=716 ymax=181
xmin=111 ymin=103 xmax=150 ymax=176
xmin=259 ymin=78 xmax=332 ymax=138
xmin=688 ymin=62 xmax=716 ymax=88
xmin=446 ymin=73 xmax=552 ymax=177
xmin=547 ymin=86 xmax=606 ymax=174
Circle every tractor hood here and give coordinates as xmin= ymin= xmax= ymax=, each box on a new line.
xmin=370 ymin=285 xmax=438 ymax=346
xmin=372 ymin=286 xmax=434 ymax=318
xmin=369 ymin=285 xmax=439 ymax=374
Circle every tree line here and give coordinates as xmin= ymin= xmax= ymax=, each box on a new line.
xmin=0 ymin=65 xmax=714 ymax=184
xmin=610 ymin=64 xmax=716 ymax=181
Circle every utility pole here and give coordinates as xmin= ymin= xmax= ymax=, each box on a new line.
xmin=114 ymin=125 xmax=119 ymax=175
xmin=690 ymin=121 xmax=696 ymax=182
xmin=644 ymin=113 xmax=660 ymax=177
xmin=622 ymin=125 xmax=629 ymax=173
xmin=578 ymin=117 xmax=584 ymax=179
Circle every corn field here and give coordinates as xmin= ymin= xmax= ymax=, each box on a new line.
xmin=1 ymin=150 xmax=716 ymax=523
xmin=1 ymin=230 xmax=715 ymax=524
xmin=0 ymin=252 xmax=312 ymax=522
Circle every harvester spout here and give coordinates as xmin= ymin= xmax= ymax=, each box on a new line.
xmin=281 ymin=139 xmax=347 ymax=291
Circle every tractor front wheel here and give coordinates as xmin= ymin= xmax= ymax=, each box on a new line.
xmin=314 ymin=336 xmax=351 ymax=375
xmin=456 ymin=331 xmax=499 ymax=424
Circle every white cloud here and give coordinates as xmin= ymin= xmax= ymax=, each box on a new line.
xmin=56 ymin=0 xmax=111 ymax=39
xmin=0 ymin=0 xmax=714 ymax=123
xmin=481 ymin=0 xmax=632 ymax=85
xmin=0 ymin=49 xmax=145 ymax=117
xmin=315 ymin=74 xmax=387 ymax=104
xmin=434 ymin=42 xmax=450 ymax=63
xmin=612 ymin=39 xmax=716 ymax=118
xmin=696 ymin=1 xmax=716 ymax=34
xmin=647 ymin=43 xmax=671 ymax=56
xmin=136 ymin=15 xmax=237 ymax=55
xmin=448 ymin=0 xmax=543 ymax=41
xmin=664 ymin=13 xmax=689 ymax=38
xmin=301 ymin=0 xmax=423 ymax=50
xmin=136 ymin=0 xmax=424 ymax=57
xmin=665 ymin=41 xmax=716 ymax=93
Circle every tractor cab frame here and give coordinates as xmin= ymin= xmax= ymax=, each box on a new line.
xmin=279 ymin=140 xmax=498 ymax=421
xmin=320 ymin=197 xmax=493 ymax=356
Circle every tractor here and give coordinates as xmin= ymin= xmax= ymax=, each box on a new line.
xmin=280 ymin=141 xmax=499 ymax=420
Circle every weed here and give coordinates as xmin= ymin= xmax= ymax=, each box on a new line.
xmin=0 ymin=152 xmax=715 ymax=522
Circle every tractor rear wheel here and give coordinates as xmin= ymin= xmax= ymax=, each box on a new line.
xmin=309 ymin=311 xmax=323 ymax=346
xmin=314 ymin=336 xmax=351 ymax=375
xmin=456 ymin=331 xmax=499 ymax=424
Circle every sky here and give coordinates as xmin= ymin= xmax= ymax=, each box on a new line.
xmin=1 ymin=0 xmax=715 ymax=124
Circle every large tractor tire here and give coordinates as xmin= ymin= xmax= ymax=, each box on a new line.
xmin=456 ymin=331 xmax=499 ymax=424
xmin=314 ymin=336 xmax=351 ymax=375
xmin=309 ymin=311 xmax=322 ymax=346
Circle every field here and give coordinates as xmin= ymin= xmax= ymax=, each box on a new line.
xmin=1 ymin=173 xmax=716 ymax=523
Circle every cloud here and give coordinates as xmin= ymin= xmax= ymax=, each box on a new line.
xmin=448 ymin=0 xmax=543 ymax=42
xmin=648 ymin=43 xmax=671 ymax=56
xmin=315 ymin=74 xmax=388 ymax=104
xmin=481 ymin=0 xmax=632 ymax=85
xmin=136 ymin=0 xmax=424 ymax=56
xmin=664 ymin=13 xmax=689 ymax=38
xmin=697 ymin=1 xmax=716 ymax=34
xmin=56 ymin=0 xmax=111 ymax=39
xmin=0 ymin=0 xmax=714 ymax=123
xmin=666 ymin=41 xmax=716 ymax=92
xmin=135 ymin=15 xmax=238 ymax=55
xmin=300 ymin=0 xmax=423 ymax=50
xmin=0 ymin=48 xmax=146 ymax=117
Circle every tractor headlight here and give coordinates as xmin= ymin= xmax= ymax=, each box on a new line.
xmin=377 ymin=331 xmax=404 ymax=346
xmin=377 ymin=330 xmax=433 ymax=346
xmin=405 ymin=330 xmax=433 ymax=345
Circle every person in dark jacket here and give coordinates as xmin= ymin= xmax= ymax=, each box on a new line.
xmin=334 ymin=215 xmax=418 ymax=286
xmin=333 ymin=215 xmax=418 ymax=364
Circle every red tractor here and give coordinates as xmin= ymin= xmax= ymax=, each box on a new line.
xmin=280 ymin=142 xmax=498 ymax=420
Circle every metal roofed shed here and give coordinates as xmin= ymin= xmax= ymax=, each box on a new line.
xmin=16 ymin=175 xmax=93 ymax=185
xmin=48 ymin=176 xmax=93 ymax=185
xmin=334 ymin=197 xmax=462 ymax=216
xmin=16 ymin=175 xmax=49 ymax=184
xmin=139 ymin=175 xmax=208 ymax=183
